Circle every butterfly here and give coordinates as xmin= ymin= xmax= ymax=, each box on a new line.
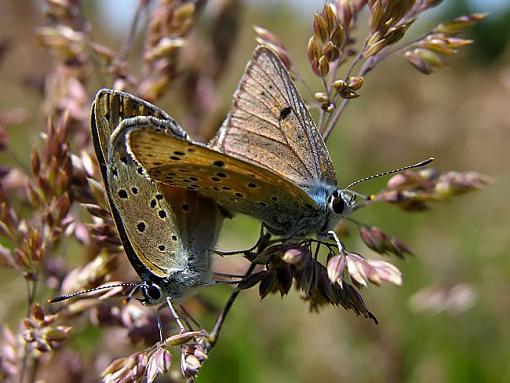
xmin=90 ymin=89 xmax=224 ymax=308
xmin=111 ymin=46 xmax=355 ymax=240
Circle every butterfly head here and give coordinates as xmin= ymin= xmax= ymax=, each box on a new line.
xmin=322 ymin=189 xmax=356 ymax=233
xmin=328 ymin=189 xmax=356 ymax=217
xmin=137 ymin=280 xmax=183 ymax=306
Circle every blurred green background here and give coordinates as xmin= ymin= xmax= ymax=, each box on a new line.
xmin=1 ymin=1 xmax=509 ymax=382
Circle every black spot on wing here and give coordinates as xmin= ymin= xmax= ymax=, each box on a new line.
xmin=118 ymin=190 xmax=128 ymax=199
xmin=137 ymin=222 xmax=146 ymax=232
xmin=279 ymin=106 xmax=292 ymax=120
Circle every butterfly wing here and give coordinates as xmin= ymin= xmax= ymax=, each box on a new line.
xmin=161 ymin=186 xmax=222 ymax=277
xmin=211 ymin=45 xmax=337 ymax=190
xmin=92 ymin=88 xmax=177 ymax=173
xmin=120 ymin=116 xmax=320 ymax=235
xmin=92 ymin=89 xmax=221 ymax=286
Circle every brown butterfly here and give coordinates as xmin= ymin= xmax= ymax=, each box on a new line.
xmin=91 ymin=89 xmax=224 ymax=308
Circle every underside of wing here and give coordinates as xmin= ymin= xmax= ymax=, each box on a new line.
xmin=106 ymin=136 xmax=185 ymax=279
xmin=92 ymin=89 xmax=175 ymax=172
xmin=122 ymin=116 xmax=319 ymax=230
xmin=211 ymin=45 xmax=337 ymax=188
xmin=158 ymin=185 xmax=223 ymax=274
xmin=92 ymin=89 xmax=217 ymax=281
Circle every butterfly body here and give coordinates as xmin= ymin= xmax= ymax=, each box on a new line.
xmin=92 ymin=89 xmax=223 ymax=305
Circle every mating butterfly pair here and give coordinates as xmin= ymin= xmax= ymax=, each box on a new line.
xmin=89 ymin=46 xmax=366 ymax=309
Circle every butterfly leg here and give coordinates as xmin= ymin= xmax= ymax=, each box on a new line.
xmin=179 ymin=304 xmax=200 ymax=330
xmin=328 ymin=230 xmax=345 ymax=253
xmin=261 ymin=221 xmax=286 ymax=237
xmin=124 ymin=283 xmax=142 ymax=303
xmin=155 ymin=305 xmax=165 ymax=341
xmin=213 ymin=272 xmax=244 ymax=285
xmin=213 ymin=231 xmax=269 ymax=257
xmin=166 ymin=297 xmax=186 ymax=333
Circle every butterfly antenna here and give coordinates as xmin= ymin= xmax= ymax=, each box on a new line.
xmin=344 ymin=157 xmax=434 ymax=191
xmin=48 ymin=282 xmax=140 ymax=303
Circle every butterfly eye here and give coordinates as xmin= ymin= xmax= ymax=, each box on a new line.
xmin=329 ymin=194 xmax=345 ymax=215
xmin=146 ymin=283 xmax=162 ymax=301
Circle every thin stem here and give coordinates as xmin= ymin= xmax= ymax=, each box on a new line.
xmin=321 ymin=38 xmax=368 ymax=138
xmin=206 ymin=263 xmax=256 ymax=350
xmin=317 ymin=77 xmax=330 ymax=131
xmin=20 ymin=277 xmax=39 ymax=383
xmin=117 ymin=2 xmax=145 ymax=63
xmin=321 ymin=29 xmax=429 ymax=140
xmin=322 ymin=97 xmax=350 ymax=140
xmin=345 ymin=39 xmax=368 ymax=79
xmin=294 ymin=72 xmax=317 ymax=102
xmin=345 ymin=216 xmax=372 ymax=228
xmin=322 ymin=45 xmax=383 ymax=140
xmin=7 ymin=149 xmax=29 ymax=174
xmin=77 ymin=1 xmax=104 ymax=86
xmin=328 ymin=57 xmax=341 ymax=88
xmin=318 ymin=110 xmax=326 ymax=134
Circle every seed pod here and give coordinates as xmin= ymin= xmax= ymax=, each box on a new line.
xmin=327 ymin=255 xmax=346 ymax=284
xmin=347 ymin=76 xmax=364 ymax=91
xmin=314 ymin=92 xmax=330 ymax=103
xmin=318 ymin=55 xmax=330 ymax=76
xmin=404 ymin=50 xmax=433 ymax=74
xmin=313 ymin=13 xmax=329 ymax=43
xmin=324 ymin=41 xmax=340 ymax=61
xmin=333 ymin=79 xmax=347 ymax=92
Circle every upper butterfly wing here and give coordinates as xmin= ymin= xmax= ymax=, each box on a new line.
xmin=211 ymin=45 xmax=337 ymax=189
xmin=120 ymin=116 xmax=319 ymax=234
xmin=92 ymin=89 xmax=220 ymax=280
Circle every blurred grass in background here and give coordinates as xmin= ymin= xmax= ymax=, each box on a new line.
xmin=1 ymin=0 xmax=509 ymax=382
